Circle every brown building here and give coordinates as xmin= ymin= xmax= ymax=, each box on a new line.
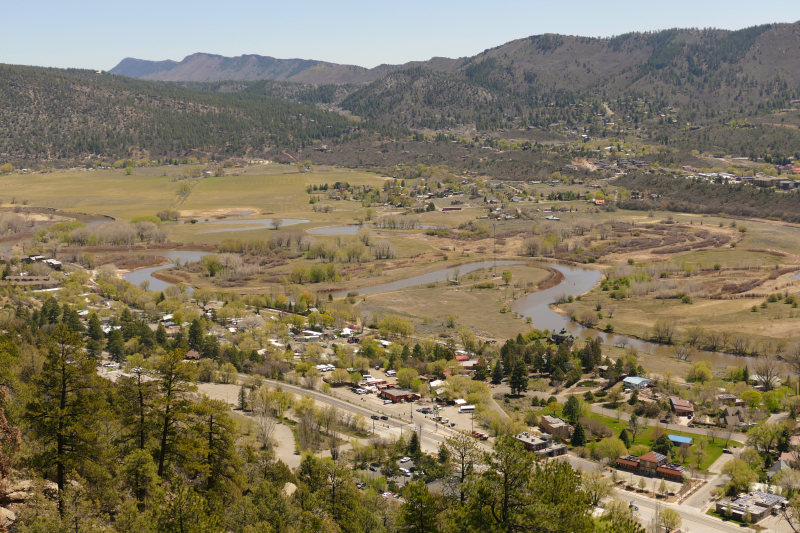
xmin=670 ymin=397 xmax=694 ymax=417
xmin=637 ymin=451 xmax=667 ymax=475
xmin=379 ymin=388 xmax=420 ymax=403
xmin=539 ymin=415 xmax=572 ymax=441
xmin=615 ymin=452 xmax=686 ymax=481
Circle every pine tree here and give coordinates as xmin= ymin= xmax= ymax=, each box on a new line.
xmin=188 ymin=319 xmax=204 ymax=350
xmin=742 ymin=365 xmax=750 ymax=383
xmin=562 ymin=395 xmax=581 ymax=423
xmin=571 ymin=423 xmax=587 ymax=447
xmin=509 ymin=359 xmax=528 ymax=395
xmin=238 ymin=384 xmax=247 ymax=411
xmin=86 ymin=338 xmax=102 ymax=359
xmin=155 ymin=323 xmax=168 ymax=345
xmin=474 ymin=356 xmax=488 ymax=381
xmin=628 ymin=389 xmax=639 ymax=405
xmin=66 ymin=310 xmax=84 ymax=334
xmin=491 ymin=360 xmax=504 ymax=384
xmin=107 ymin=329 xmax=125 ymax=362
xmin=87 ymin=313 xmax=104 ymax=340
xmin=25 ymin=325 xmax=107 ymax=514
xmin=619 ymin=428 xmax=632 ymax=448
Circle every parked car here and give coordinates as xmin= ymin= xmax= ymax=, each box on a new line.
xmin=371 ymin=415 xmax=379 ymax=420
xmin=400 ymin=457 xmax=411 ymax=463
xmin=369 ymin=465 xmax=378 ymax=471
xmin=355 ymin=482 xmax=366 ymax=489
xmin=380 ymin=415 xmax=388 ymax=420
xmin=723 ymin=448 xmax=733 ymax=454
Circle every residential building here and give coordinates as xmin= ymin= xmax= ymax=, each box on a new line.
xmin=720 ymin=406 xmax=747 ymax=427
xmin=717 ymin=394 xmax=744 ymax=407
xmin=670 ymin=397 xmax=694 ymax=417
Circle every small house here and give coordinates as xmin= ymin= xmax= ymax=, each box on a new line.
xmin=670 ymin=397 xmax=694 ymax=417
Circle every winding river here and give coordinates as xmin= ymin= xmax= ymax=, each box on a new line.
xmin=122 ymin=249 xmax=757 ymax=367
xmin=331 ymin=260 xmax=523 ymax=298
xmin=123 ymin=250 xmax=210 ymax=292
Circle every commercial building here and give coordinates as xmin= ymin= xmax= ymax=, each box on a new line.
xmin=715 ymin=491 xmax=787 ymax=523
xmin=615 ymin=451 xmax=687 ymax=481
xmin=514 ymin=432 xmax=568 ymax=457
xmin=622 ymin=376 xmax=651 ymax=390
xmin=539 ymin=415 xmax=572 ymax=441
xmin=379 ymin=388 xmax=420 ymax=403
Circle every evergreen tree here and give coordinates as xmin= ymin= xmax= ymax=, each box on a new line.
xmin=652 ymin=434 xmax=674 ymax=458
xmin=120 ymin=307 xmax=134 ymax=324
xmin=25 ymin=325 xmax=107 ymax=514
xmin=563 ymin=395 xmax=582 ymax=423
xmin=155 ymin=323 xmax=168 ymax=345
xmin=491 ymin=360 xmax=504 ymax=385
xmin=571 ymin=423 xmax=587 ymax=447
xmin=238 ymin=384 xmax=247 ymax=411
xmin=87 ymin=312 xmax=104 ymax=341
xmin=107 ymin=329 xmax=126 ymax=362
xmin=509 ymin=359 xmax=529 ymax=395
xmin=408 ymin=343 xmax=422 ymax=361
xmin=86 ymin=338 xmax=102 ymax=359
xmin=154 ymin=350 xmax=198 ymax=478
xmin=742 ymin=365 xmax=750 ymax=383
xmin=65 ymin=310 xmax=84 ymax=334
xmin=188 ymin=319 xmax=204 ymax=350
xmin=474 ymin=356 xmax=488 ymax=381
xmin=628 ymin=389 xmax=639 ymax=406
xmin=619 ymin=428 xmax=632 ymax=448
xmin=407 ymin=431 xmax=421 ymax=458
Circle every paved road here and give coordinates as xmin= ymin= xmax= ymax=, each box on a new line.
xmin=245 ymin=375 xmax=493 ymax=454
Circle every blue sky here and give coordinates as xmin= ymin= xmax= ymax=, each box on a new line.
xmin=3 ymin=0 xmax=799 ymax=70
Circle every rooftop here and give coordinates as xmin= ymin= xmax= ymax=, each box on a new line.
xmin=668 ymin=435 xmax=693 ymax=445
xmin=623 ymin=376 xmax=651 ymax=385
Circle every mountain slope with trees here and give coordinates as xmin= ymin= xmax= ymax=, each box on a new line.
xmin=0 ymin=65 xmax=399 ymax=162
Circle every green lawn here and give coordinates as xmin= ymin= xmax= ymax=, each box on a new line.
xmin=555 ymin=407 xmax=725 ymax=472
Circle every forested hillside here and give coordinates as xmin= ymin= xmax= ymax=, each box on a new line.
xmin=0 ymin=65 xmax=397 ymax=162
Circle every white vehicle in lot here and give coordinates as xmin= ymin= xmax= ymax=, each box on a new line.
xmin=458 ymin=405 xmax=475 ymax=414
xmin=355 ymin=388 xmax=367 ymax=394
xmin=400 ymin=456 xmax=411 ymax=463
xmin=383 ymin=399 xmax=393 ymax=404
xmin=385 ymin=370 xmax=396 ymax=377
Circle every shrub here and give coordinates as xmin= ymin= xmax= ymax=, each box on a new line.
xmin=681 ymin=295 xmax=692 ymax=304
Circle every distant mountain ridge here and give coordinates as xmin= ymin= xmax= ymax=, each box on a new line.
xmin=109 ymin=52 xmax=469 ymax=84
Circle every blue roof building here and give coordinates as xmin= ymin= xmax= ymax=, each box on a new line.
xmin=668 ymin=435 xmax=693 ymax=446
